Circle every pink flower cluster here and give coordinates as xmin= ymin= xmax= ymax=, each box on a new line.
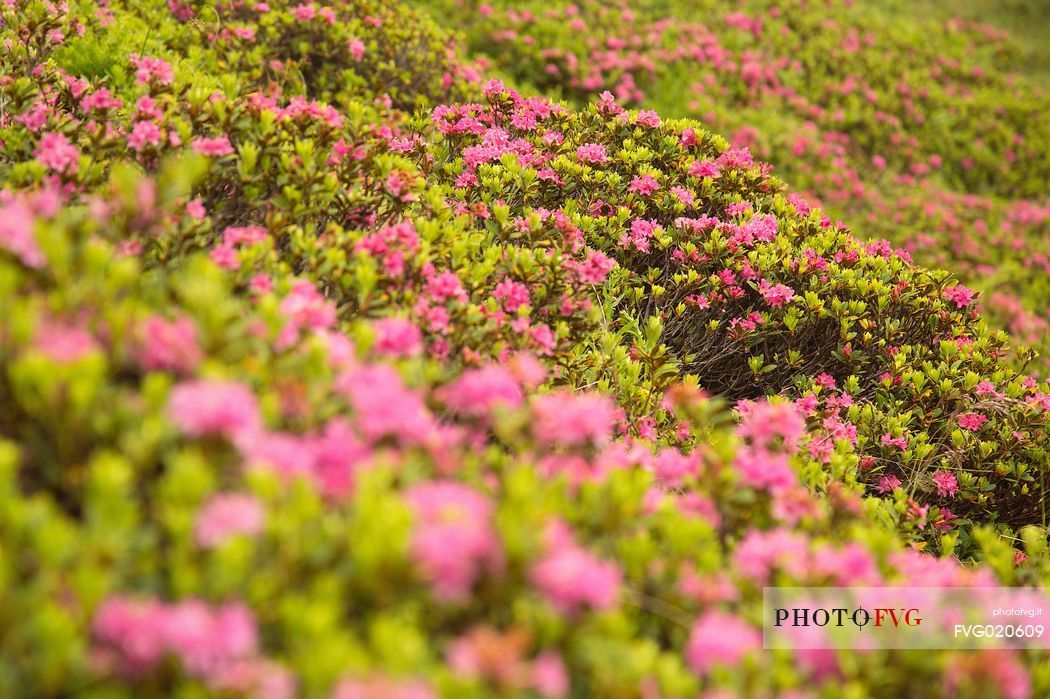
xmin=758 ymin=280 xmax=795 ymax=307
xmin=438 ymin=364 xmax=524 ymax=418
xmin=943 ymin=284 xmax=977 ymax=308
xmin=530 ymin=522 xmax=621 ymax=614
xmin=130 ymin=54 xmax=175 ymax=85
xmin=195 ymin=493 xmax=266 ymax=548
xmin=133 ymin=314 xmax=203 ymax=374
xmin=168 ymin=379 xmax=262 ymax=439
xmin=276 ymin=278 xmax=338 ymax=348
xmin=531 ymin=391 xmax=618 ymax=447
xmin=192 ymin=135 xmax=235 ymax=157
xmin=957 ymin=412 xmax=988 ymax=431
xmin=406 ymin=481 xmax=502 ymax=600
xmin=576 ymin=143 xmax=608 ymax=163
xmin=372 ymin=317 xmax=423 ymax=357
xmin=93 ymin=597 xmax=263 ymax=688
xmin=932 ymin=470 xmax=959 ymax=498
xmin=35 ymin=132 xmax=79 ymax=173
xmin=0 ymin=197 xmax=46 ymax=268
xmin=686 ymin=610 xmax=760 ymax=674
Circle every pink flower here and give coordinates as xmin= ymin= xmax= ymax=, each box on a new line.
xmin=33 ymin=319 xmax=100 ymax=363
xmin=811 ymin=542 xmax=880 ymax=585
xmin=509 ymin=352 xmax=548 ymax=387
xmin=250 ymin=273 xmax=274 ymax=295
xmin=634 ymin=109 xmax=661 ymax=127
xmin=209 ymin=244 xmax=240 ymax=270
xmin=277 ymin=279 xmax=336 ymax=348
xmin=18 ymin=101 xmax=50 ymax=132
xmin=876 ymin=474 xmax=902 ymax=494
xmin=348 ymin=38 xmax=365 ymax=61
xmin=572 ymin=249 xmax=615 ymax=284
xmin=957 ymin=413 xmax=988 ymax=431
xmin=309 ymin=418 xmax=369 ymax=500
xmin=575 ymin=143 xmax=607 ymax=163
xmin=732 ymin=528 xmax=809 ymax=582
xmin=531 ymin=526 xmax=621 ymax=614
xmin=619 ymin=218 xmax=659 ymax=253
xmin=338 ymin=365 xmax=433 ymax=444
xmin=192 ymin=136 xmax=235 ymax=157
xmin=975 ymin=381 xmax=1003 ymax=398
xmin=493 ymin=279 xmax=531 ymax=312
xmin=290 ymin=3 xmax=315 ymax=21
xmin=531 ymin=652 xmax=569 ymax=698
xmin=35 ymin=132 xmax=79 ymax=173
xmin=814 ymin=372 xmax=837 ymax=389
xmin=0 ymin=198 xmax=45 ymax=268
xmin=627 ymin=174 xmax=660 ymax=196
xmin=652 ymin=448 xmax=700 ymax=486
xmin=439 ymin=365 xmax=523 ymax=417
xmin=241 ymin=430 xmax=315 ymax=478
xmin=759 ymin=280 xmax=795 ymax=307
xmin=424 ymin=270 xmax=468 ymax=303
xmin=162 ymin=600 xmax=258 ymax=678
xmin=531 ymin=391 xmax=617 ymax=447
xmin=943 ymin=284 xmax=976 ymax=308
xmin=932 ymin=470 xmax=958 ymax=498
xmin=93 ymin=597 xmax=259 ymax=683
xmin=372 ymin=317 xmax=422 ymax=357
xmin=685 ymin=610 xmax=760 ymax=674
xmin=93 ymin=596 xmax=169 ymax=674
xmin=734 ymin=449 xmax=796 ymax=492
xmin=880 ymin=434 xmax=908 ymax=450
xmin=130 ymin=54 xmax=174 ymax=85
xmin=167 ymin=379 xmax=261 ymax=439
xmin=406 ymin=482 xmax=501 ymax=601
xmin=222 ymin=225 xmax=268 ymax=246
xmin=530 ymin=322 xmax=557 ymax=355
xmin=195 ymin=493 xmax=266 ymax=548
xmin=670 ymin=186 xmax=695 ymax=206
xmin=128 ymin=121 xmax=163 ymax=151
xmin=689 ymin=159 xmax=720 ymax=178
xmin=133 ymin=314 xmax=203 ymax=373
xmin=736 ymin=400 xmax=805 ymax=451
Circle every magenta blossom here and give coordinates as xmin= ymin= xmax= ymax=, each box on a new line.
xmin=406 ymin=481 xmax=502 ymax=601
xmin=685 ymin=610 xmax=760 ymax=674
xmin=932 ymin=470 xmax=959 ymax=498
xmin=167 ymin=379 xmax=261 ymax=439
xmin=943 ymin=284 xmax=976 ymax=308
xmin=957 ymin=413 xmax=988 ymax=431
xmin=35 ymin=132 xmax=79 ymax=173
xmin=575 ymin=143 xmax=607 ymax=163
xmin=195 ymin=493 xmax=266 ymax=548
xmin=531 ymin=524 xmax=621 ymax=614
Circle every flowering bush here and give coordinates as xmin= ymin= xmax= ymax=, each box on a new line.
xmin=415 ymin=83 xmax=1050 ymax=543
xmin=2 ymin=1 xmax=1050 ymax=698
xmin=3 ymin=176 xmax=1047 ymax=697
xmin=419 ymin=0 xmax=1050 ymax=366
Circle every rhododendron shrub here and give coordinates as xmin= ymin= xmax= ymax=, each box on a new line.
xmin=0 ymin=0 xmax=1046 ymax=545
xmin=2 ymin=174 xmax=1047 ymax=698
xmin=417 ymin=84 xmax=1050 ymax=540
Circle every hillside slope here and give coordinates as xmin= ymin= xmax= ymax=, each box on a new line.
xmin=1 ymin=1 xmax=1049 ymax=697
